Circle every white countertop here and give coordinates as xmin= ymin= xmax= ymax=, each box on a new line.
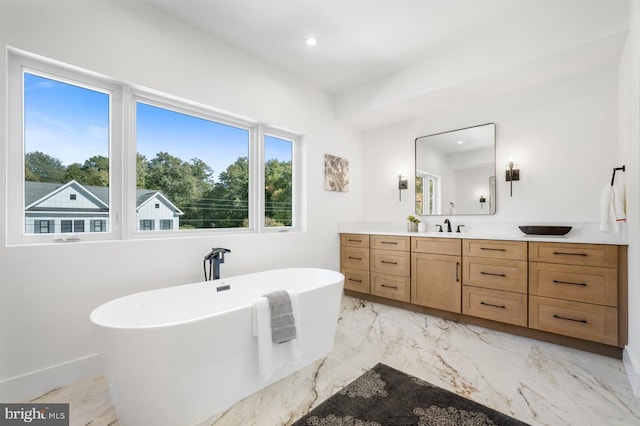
xmin=338 ymin=221 xmax=628 ymax=245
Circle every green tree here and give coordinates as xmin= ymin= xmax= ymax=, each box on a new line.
xmin=143 ymin=152 xmax=214 ymax=227
xmin=265 ymin=159 xmax=292 ymax=226
xmin=200 ymin=157 xmax=249 ymax=228
xmin=63 ymin=155 xmax=109 ymax=186
xmin=136 ymin=153 xmax=148 ymax=189
xmin=25 ymin=151 xmax=66 ymax=182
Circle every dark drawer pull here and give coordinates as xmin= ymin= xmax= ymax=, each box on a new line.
xmin=553 ymin=251 xmax=587 ymax=257
xmin=480 ymin=301 xmax=506 ymax=309
xmin=553 ymin=314 xmax=587 ymax=324
xmin=380 ymin=241 xmax=398 ymax=245
xmin=347 ymin=239 xmax=362 ymax=243
xmin=348 ymin=256 xmax=362 ymax=260
xmin=381 ymin=260 xmax=398 ymax=265
xmin=481 ymin=271 xmax=506 ymax=277
xmin=553 ymin=279 xmax=587 ymax=287
xmin=456 ymin=262 xmax=460 ymax=282
xmin=348 ymin=278 xmax=362 ymax=283
xmin=480 ymin=247 xmax=506 ymax=251
xmin=381 ymin=284 xmax=399 ymax=289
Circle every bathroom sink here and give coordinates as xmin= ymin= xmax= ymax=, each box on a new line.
xmin=518 ymin=225 xmax=572 ymax=236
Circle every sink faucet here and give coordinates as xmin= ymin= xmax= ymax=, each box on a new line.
xmin=444 ymin=219 xmax=452 ymax=233
xmin=204 ymin=248 xmax=231 ymax=281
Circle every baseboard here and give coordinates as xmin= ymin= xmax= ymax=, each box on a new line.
xmin=623 ymin=346 xmax=640 ymax=396
xmin=0 ymin=354 xmax=102 ymax=402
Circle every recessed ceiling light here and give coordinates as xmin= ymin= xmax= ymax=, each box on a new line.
xmin=457 ymin=140 xmax=464 ymax=144
xmin=305 ymin=37 xmax=318 ymax=47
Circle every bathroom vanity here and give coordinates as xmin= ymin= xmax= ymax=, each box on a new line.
xmin=340 ymin=231 xmax=627 ymax=358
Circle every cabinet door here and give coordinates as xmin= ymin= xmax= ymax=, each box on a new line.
xmin=342 ymin=268 xmax=370 ymax=293
xmin=371 ymin=249 xmax=410 ymax=276
xmin=340 ymin=233 xmax=370 ymax=248
xmin=411 ymin=252 xmax=461 ymax=313
xmin=341 ymin=246 xmax=369 ymax=271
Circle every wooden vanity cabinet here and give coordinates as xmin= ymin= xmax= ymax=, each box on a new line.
xmin=370 ymin=235 xmax=411 ymax=302
xmin=340 ymin=233 xmax=627 ymax=357
xmin=529 ymin=242 xmax=620 ymax=346
xmin=340 ymin=234 xmax=370 ymax=293
xmin=461 ymin=239 xmax=528 ymax=326
xmin=411 ymin=237 xmax=462 ymax=313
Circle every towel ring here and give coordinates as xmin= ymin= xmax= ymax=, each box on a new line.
xmin=611 ymin=165 xmax=625 ymax=186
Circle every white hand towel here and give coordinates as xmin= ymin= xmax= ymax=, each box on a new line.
xmin=252 ymin=291 xmax=300 ymax=380
xmin=612 ymin=173 xmax=626 ymax=222
xmin=599 ymin=184 xmax=612 ymax=232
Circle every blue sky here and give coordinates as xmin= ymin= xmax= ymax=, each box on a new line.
xmin=24 ymin=72 xmax=292 ymax=182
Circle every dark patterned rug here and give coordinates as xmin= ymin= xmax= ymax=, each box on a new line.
xmin=292 ymin=363 xmax=530 ymax=425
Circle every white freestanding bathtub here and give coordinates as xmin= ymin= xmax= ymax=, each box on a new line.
xmin=90 ymin=268 xmax=344 ymax=426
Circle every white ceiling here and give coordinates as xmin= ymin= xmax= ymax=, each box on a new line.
xmin=140 ymin=0 xmax=630 ymax=129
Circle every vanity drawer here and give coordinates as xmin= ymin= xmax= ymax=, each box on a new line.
xmin=342 ymin=268 xmax=370 ymax=293
xmin=463 ymin=257 xmax=527 ymax=293
xmin=341 ymin=233 xmax=370 ymax=248
xmin=341 ymin=246 xmax=370 ymax=271
xmin=371 ymin=272 xmax=410 ymax=302
xmin=411 ymin=237 xmax=461 ymax=256
xmin=463 ymin=239 xmax=527 ymax=260
xmin=529 ymin=262 xmax=617 ymax=307
xmin=529 ymin=242 xmax=617 ymax=268
xmin=371 ymin=249 xmax=410 ymax=276
xmin=463 ymin=286 xmax=527 ymax=327
xmin=371 ymin=235 xmax=410 ymax=251
xmin=529 ymin=296 xmax=618 ymax=346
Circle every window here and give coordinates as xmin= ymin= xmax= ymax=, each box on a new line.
xmin=91 ymin=220 xmax=106 ymax=232
xmin=22 ymin=72 xmax=110 ymax=234
xmin=416 ymin=172 xmax=440 ymax=215
xmin=140 ymin=219 xmax=154 ymax=231
xmin=135 ymin=99 xmax=250 ymax=230
xmin=264 ymin=134 xmax=293 ymax=227
xmin=7 ymin=49 xmax=301 ymax=245
xmin=35 ymin=220 xmax=53 ymax=234
xmin=61 ymin=220 xmax=73 ymax=233
xmin=8 ymin=49 xmax=122 ymax=245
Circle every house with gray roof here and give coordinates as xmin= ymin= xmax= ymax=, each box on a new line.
xmin=25 ymin=180 xmax=183 ymax=234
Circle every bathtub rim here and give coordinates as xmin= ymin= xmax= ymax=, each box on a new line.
xmin=89 ymin=267 xmax=344 ymax=331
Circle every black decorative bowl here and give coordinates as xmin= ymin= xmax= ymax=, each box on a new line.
xmin=518 ymin=226 xmax=572 ymax=236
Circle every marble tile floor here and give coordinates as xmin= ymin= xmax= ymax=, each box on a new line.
xmin=30 ymin=296 xmax=640 ymax=425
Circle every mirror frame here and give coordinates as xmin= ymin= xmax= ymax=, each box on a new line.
xmin=415 ymin=123 xmax=496 ymax=216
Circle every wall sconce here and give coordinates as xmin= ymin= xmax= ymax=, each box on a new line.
xmin=505 ymin=159 xmax=520 ymax=197
xmin=479 ymin=195 xmax=486 ymax=209
xmin=398 ymin=174 xmax=408 ymax=202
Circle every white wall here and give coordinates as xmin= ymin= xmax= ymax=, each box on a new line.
xmin=362 ymin=66 xmax=620 ymax=226
xmin=620 ymin=0 xmax=640 ymax=396
xmin=0 ymin=0 xmax=362 ymax=401
xmin=362 ymin=24 xmax=640 ymax=393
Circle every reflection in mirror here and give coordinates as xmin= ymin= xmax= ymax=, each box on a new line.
xmin=415 ymin=123 xmax=496 ymax=216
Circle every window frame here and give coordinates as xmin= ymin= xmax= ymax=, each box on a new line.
xmin=7 ymin=48 xmax=303 ymax=246
xmin=260 ymin=127 xmax=302 ymax=233
xmin=130 ymin=92 xmax=258 ymax=236
xmin=7 ymin=49 xmax=123 ymax=245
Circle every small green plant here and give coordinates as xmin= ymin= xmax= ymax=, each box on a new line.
xmin=406 ymin=215 xmax=420 ymax=224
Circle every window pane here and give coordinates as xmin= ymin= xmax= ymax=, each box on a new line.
xmin=136 ymin=102 xmax=250 ymax=230
xmin=264 ymin=135 xmax=292 ymax=227
xmin=23 ymin=72 xmax=110 ymax=235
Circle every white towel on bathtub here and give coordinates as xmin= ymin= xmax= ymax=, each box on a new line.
xmin=252 ymin=291 xmax=300 ymax=379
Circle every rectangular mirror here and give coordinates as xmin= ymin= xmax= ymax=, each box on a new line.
xmin=415 ymin=123 xmax=496 ymax=216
